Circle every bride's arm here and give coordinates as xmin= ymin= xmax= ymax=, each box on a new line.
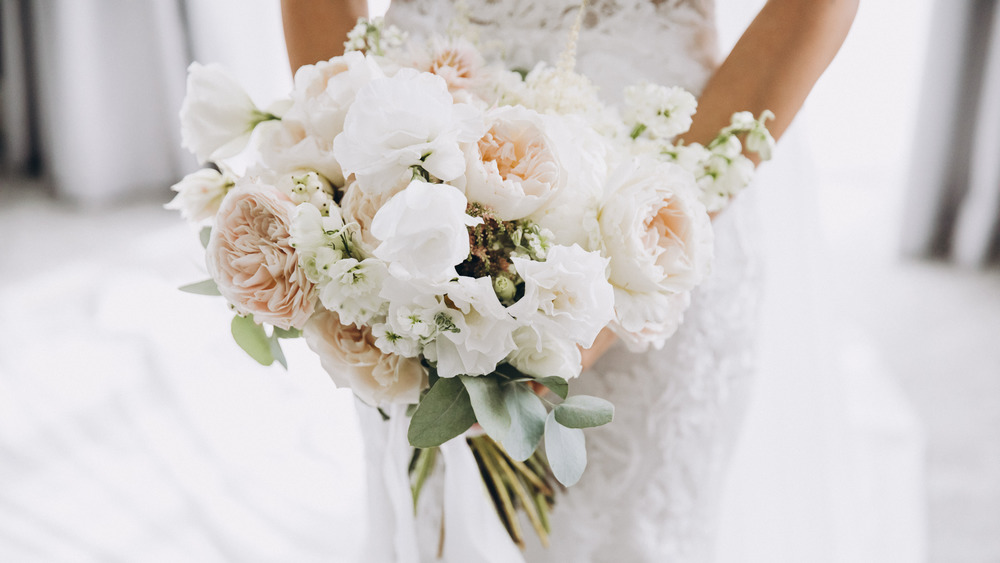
xmin=281 ymin=0 xmax=368 ymax=72
xmin=685 ymin=0 xmax=859 ymax=149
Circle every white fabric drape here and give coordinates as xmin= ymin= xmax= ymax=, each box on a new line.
xmin=903 ymin=0 xmax=1000 ymax=267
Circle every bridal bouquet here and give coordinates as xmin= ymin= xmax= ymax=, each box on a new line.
xmin=169 ymin=13 xmax=772 ymax=548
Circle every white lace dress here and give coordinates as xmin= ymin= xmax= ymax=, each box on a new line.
xmin=367 ymin=1 xmax=763 ymax=561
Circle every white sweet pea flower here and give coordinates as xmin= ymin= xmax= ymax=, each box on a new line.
xmin=507 ymin=244 xmax=615 ymax=348
xmin=370 ymin=180 xmax=482 ymax=281
xmin=333 ymin=69 xmax=486 ymax=193
xmin=180 ymin=62 xmax=274 ymax=163
xmin=507 ymin=324 xmax=583 ymax=381
xmin=165 ymin=168 xmax=234 ymax=224
xmin=424 ymin=277 xmax=518 ymax=378
xmin=319 ymin=257 xmax=390 ymax=327
xmin=624 ymin=82 xmax=697 ymax=140
xmin=599 ymin=156 xmax=713 ymax=349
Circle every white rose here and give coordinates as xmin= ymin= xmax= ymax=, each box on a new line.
xmin=165 ymin=168 xmax=234 ymax=224
xmin=507 ymin=244 xmax=615 ymax=348
xmin=333 ymin=69 xmax=486 ymax=193
xmin=424 ymin=277 xmax=517 ymax=378
xmin=599 ymin=157 xmax=713 ymax=347
xmin=304 ymin=310 xmax=427 ymax=407
xmin=180 ymin=62 xmax=271 ymax=163
xmin=507 ymin=324 xmax=583 ymax=380
xmin=457 ymin=106 xmax=564 ymax=221
xmin=286 ymin=51 xmax=384 ymax=144
xmin=370 ymin=181 xmax=482 ymax=281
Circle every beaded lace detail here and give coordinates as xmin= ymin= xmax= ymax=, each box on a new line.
xmin=383 ymin=1 xmax=762 ymax=560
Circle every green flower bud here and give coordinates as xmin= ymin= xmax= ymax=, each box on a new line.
xmin=493 ymin=276 xmax=516 ymax=303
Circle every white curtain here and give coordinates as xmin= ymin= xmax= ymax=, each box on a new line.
xmin=903 ymin=0 xmax=1000 ymax=267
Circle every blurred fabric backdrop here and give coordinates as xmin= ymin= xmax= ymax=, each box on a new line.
xmin=1 ymin=0 xmax=998 ymax=561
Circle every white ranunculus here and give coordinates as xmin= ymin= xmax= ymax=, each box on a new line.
xmin=611 ymin=288 xmax=691 ymax=352
xmin=424 ymin=277 xmax=517 ymax=378
xmin=318 ymin=257 xmax=390 ymax=327
xmin=165 ymin=168 xmax=234 ymax=224
xmin=370 ymin=181 xmax=482 ymax=281
xmin=507 ymin=324 xmax=582 ymax=380
xmin=507 ymin=244 xmax=615 ymax=348
xmin=623 ymin=83 xmax=697 ymax=140
xmin=527 ymin=116 xmax=609 ymax=250
xmin=256 ymin=119 xmax=344 ymax=187
xmin=286 ymin=51 xmax=384 ymax=144
xmin=599 ymin=156 xmax=713 ymax=347
xmin=457 ymin=106 xmax=565 ymax=221
xmin=180 ymin=63 xmax=270 ymax=163
xmin=333 ymin=69 xmax=485 ymax=193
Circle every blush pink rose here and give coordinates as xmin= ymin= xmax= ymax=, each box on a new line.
xmin=304 ymin=310 xmax=427 ymax=407
xmin=207 ymin=182 xmax=316 ymax=329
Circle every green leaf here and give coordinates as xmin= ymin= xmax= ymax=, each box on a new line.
xmin=534 ymin=376 xmax=569 ymax=400
xmin=544 ymin=412 xmax=587 ymax=486
xmin=460 ymin=375 xmax=510 ymax=441
xmin=553 ymin=395 xmax=614 ymax=429
xmin=231 ymin=315 xmax=274 ymax=366
xmin=199 ymin=226 xmax=212 ymax=248
xmin=269 ymin=334 xmax=288 ymax=369
xmin=273 ymin=327 xmax=301 ymax=339
xmin=500 ymin=383 xmax=547 ymax=462
xmin=408 ymin=377 xmax=476 ymax=448
xmin=179 ymin=279 xmax=221 ymax=296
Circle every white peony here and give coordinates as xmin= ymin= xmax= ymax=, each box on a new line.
xmin=165 ymin=167 xmax=234 ymax=224
xmin=507 ymin=244 xmax=615 ymax=348
xmin=623 ymin=83 xmax=697 ymax=140
xmin=333 ymin=69 xmax=485 ymax=193
xmin=256 ymin=119 xmax=344 ymax=187
xmin=611 ymin=289 xmax=692 ymax=352
xmin=180 ymin=63 xmax=273 ymax=163
xmin=458 ymin=106 xmax=565 ymax=221
xmin=424 ymin=277 xmax=518 ymax=378
xmin=370 ymin=181 xmax=482 ymax=281
xmin=286 ymin=51 xmax=384 ymax=145
xmin=507 ymin=324 xmax=583 ymax=380
xmin=599 ymin=156 xmax=713 ymax=348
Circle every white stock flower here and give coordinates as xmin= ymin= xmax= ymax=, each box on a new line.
xmin=507 ymin=324 xmax=583 ymax=380
xmin=424 ymin=277 xmax=517 ymax=378
xmin=507 ymin=244 xmax=615 ymax=348
xmin=290 ymin=203 xmax=349 ymax=284
xmin=318 ymin=257 xmax=390 ymax=327
xmin=599 ymin=156 xmax=713 ymax=348
xmin=698 ymin=135 xmax=755 ymax=213
xmin=370 ymin=181 xmax=482 ymax=281
xmin=624 ymin=83 xmax=697 ymax=140
xmin=334 ymin=69 xmax=486 ymax=193
xmin=165 ymin=168 xmax=234 ymax=223
xmin=458 ymin=106 xmax=564 ymax=221
xmin=304 ymin=310 xmax=427 ymax=407
xmin=180 ymin=63 xmax=271 ymax=162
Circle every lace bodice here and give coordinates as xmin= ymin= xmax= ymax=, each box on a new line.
xmin=374 ymin=2 xmax=762 ymax=561
xmin=386 ymin=0 xmax=720 ymax=100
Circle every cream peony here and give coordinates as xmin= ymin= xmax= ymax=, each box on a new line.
xmin=413 ymin=37 xmax=486 ymax=99
xmin=370 ymin=180 xmax=482 ymax=281
xmin=599 ymin=156 xmax=713 ymax=347
xmin=165 ymin=168 xmax=234 ymax=224
xmin=507 ymin=244 xmax=615 ymax=348
xmin=459 ymin=106 xmax=564 ymax=221
xmin=207 ymin=182 xmax=316 ymax=330
xmin=180 ymin=63 xmax=272 ymax=163
xmin=333 ymin=69 xmax=485 ymax=193
xmin=304 ymin=310 xmax=427 ymax=407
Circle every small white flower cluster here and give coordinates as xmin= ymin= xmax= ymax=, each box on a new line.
xmin=170 ymin=17 xmax=773 ymax=412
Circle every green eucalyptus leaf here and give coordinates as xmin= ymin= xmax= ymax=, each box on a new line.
xmin=269 ymin=334 xmax=288 ymax=369
xmin=553 ymin=395 xmax=614 ymax=429
xmin=534 ymin=376 xmax=569 ymax=400
xmin=231 ymin=315 xmax=274 ymax=366
xmin=500 ymin=382 xmax=547 ymax=462
xmin=273 ymin=327 xmax=301 ymax=339
xmin=179 ymin=279 xmax=221 ymax=296
xmin=408 ymin=377 xmax=476 ymax=448
xmin=460 ymin=375 xmax=510 ymax=441
xmin=199 ymin=226 xmax=212 ymax=248
xmin=544 ymin=412 xmax=587 ymax=486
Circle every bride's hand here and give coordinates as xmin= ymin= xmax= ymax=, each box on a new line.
xmin=579 ymin=327 xmax=618 ymax=372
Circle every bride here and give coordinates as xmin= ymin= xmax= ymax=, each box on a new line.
xmin=281 ymin=0 xmax=859 ymax=561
